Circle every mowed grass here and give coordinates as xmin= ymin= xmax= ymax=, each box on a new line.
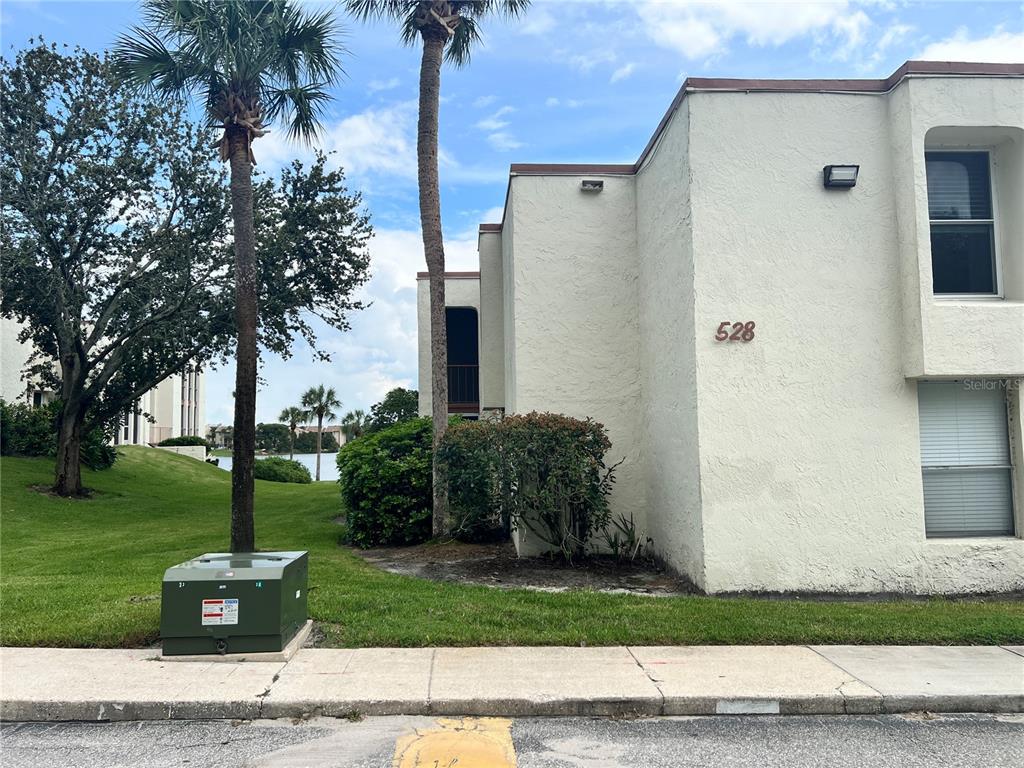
xmin=1 ymin=447 xmax=1022 ymax=648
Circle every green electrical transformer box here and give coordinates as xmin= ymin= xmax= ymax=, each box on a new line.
xmin=161 ymin=551 xmax=308 ymax=656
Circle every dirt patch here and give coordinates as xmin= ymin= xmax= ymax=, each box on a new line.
xmin=352 ymin=540 xmax=697 ymax=597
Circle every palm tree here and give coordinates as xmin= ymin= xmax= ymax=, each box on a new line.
xmin=340 ymin=408 xmax=370 ymax=441
xmin=301 ymin=384 xmax=341 ymax=481
xmin=346 ymin=0 xmax=529 ymax=537
xmin=279 ymin=406 xmax=309 ymax=460
xmin=114 ymin=0 xmax=343 ymax=552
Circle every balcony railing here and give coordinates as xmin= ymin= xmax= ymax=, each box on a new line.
xmin=447 ymin=364 xmax=479 ymax=413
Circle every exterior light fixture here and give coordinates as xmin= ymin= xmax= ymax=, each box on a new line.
xmin=823 ymin=164 xmax=859 ymax=189
xmin=581 ymin=179 xmax=604 ymax=192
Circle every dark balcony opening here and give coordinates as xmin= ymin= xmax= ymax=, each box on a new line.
xmin=446 ymin=307 xmax=479 ymax=413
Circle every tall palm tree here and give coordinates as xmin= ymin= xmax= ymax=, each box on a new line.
xmin=114 ymin=0 xmax=343 ymax=552
xmin=301 ymin=384 xmax=341 ymax=481
xmin=340 ymin=408 xmax=370 ymax=441
xmin=279 ymin=406 xmax=309 ymax=460
xmin=346 ymin=0 xmax=529 ymax=537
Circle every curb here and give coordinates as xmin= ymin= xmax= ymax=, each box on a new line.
xmin=4 ymin=694 xmax=1022 ymax=722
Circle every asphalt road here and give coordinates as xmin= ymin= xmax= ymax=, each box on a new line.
xmin=2 ymin=713 xmax=1022 ymax=768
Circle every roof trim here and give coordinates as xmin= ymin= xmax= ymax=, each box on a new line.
xmin=510 ymin=163 xmax=634 ymax=176
xmin=480 ymin=60 xmax=1024 ymax=233
xmin=416 ymin=271 xmax=480 ymax=280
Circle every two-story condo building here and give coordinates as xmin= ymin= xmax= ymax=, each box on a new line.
xmin=417 ymin=61 xmax=1024 ymax=595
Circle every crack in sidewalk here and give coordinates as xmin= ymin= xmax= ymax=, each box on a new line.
xmin=626 ymin=647 xmax=666 ymax=715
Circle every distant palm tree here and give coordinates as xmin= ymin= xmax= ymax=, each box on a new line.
xmin=114 ymin=0 xmax=344 ymax=552
xmin=279 ymin=406 xmax=309 ymax=460
xmin=345 ymin=0 xmax=530 ymax=537
xmin=340 ymin=409 xmax=370 ymax=441
xmin=301 ymin=385 xmax=341 ymax=481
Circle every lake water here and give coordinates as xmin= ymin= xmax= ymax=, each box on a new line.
xmin=214 ymin=452 xmax=339 ymax=483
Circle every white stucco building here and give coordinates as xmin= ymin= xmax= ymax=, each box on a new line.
xmin=417 ymin=61 xmax=1024 ymax=595
xmin=1 ymin=318 xmax=206 ymax=446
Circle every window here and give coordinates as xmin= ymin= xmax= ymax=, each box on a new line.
xmin=918 ymin=381 xmax=1014 ymax=537
xmin=31 ymin=391 xmax=42 ymax=408
xmin=925 ymin=151 xmax=998 ymax=295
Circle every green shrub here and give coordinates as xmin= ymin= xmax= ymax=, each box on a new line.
xmin=253 ymin=456 xmax=312 ymax=484
xmin=439 ymin=412 xmax=618 ymax=562
xmin=437 ymin=420 xmax=507 ymax=542
xmin=157 ymin=435 xmax=211 ymax=447
xmin=0 ymin=399 xmax=116 ymax=470
xmin=0 ymin=400 xmax=56 ymax=457
xmin=336 ymin=417 xmax=433 ymax=548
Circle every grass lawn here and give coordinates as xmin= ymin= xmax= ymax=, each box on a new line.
xmin=1 ymin=447 xmax=1022 ymax=648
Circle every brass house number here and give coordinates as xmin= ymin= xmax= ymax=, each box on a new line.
xmin=715 ymin=321 xmax=756 ymax=342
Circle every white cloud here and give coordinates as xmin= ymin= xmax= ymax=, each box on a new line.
xmin=865 ymin=21 xmax=913 ymax=68
xmin=545 ymin=97 xmax=585 ymax=108
xmin=367 ymin=77 xmax=400 ymax=93
xmin=635 ymin=1 xmax=878 ymax=60
xmin=473 ymin=94 xmax=497 ymax=108
xmin=568 ymin=48 xmax=618 ymax=73
xmin=487 ymin=132 xmax=524 ymax=152
xmin=520 ymin=7 xmax=556 ymax=36
xmin=916 ymin=27 xmax=1024 ymax=63
xmin=474 ymin=105 xmax=515 ymax=132
xmin=254 ymin=101 xmax=504 ymax=188
xmin=610 ymin=62 xmax=637 ymax=83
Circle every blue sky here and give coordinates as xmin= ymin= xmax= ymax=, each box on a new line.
xmin=2 ymin=1 xmax=1021 ymax=426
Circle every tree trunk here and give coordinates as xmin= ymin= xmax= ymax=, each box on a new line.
xmin=289 ymin=430 xmax=294 ymax=461
xmin=228 ymin=126 xmax=257 ymax=553
xmin=53 ymin=403 xmax=84 ymax=496
xmin=418 ymin=32 xmax=449 ymax=538
xmin=315 ymin=415 xmax=323 ymax=481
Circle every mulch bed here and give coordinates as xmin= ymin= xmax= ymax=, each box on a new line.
xmin=351 ymin=540 xmax=697 ymax=596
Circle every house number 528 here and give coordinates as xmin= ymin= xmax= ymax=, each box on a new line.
xmin=715 ymin=321 xmax=756 ymax=342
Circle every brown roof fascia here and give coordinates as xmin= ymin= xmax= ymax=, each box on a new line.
xmin=416 ymin=271 xmax=480 ymax=279
xmin=482 ymin=61 xmax=1024 ymax=233
xmin=509 ymin=163 xmax=635 ymax=175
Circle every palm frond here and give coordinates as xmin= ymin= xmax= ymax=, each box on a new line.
xmin=344 ymin=0 xmax=413 ymax=23
xmin=445 ymin=15 xmax=481 ymax=67
xmin=265 ymin=83 xmax=332 ymax=143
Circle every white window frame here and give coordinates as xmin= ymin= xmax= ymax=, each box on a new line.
xmin=924 ymin=148 xmax=1003 ymax=300
xmin=919 ymin=379 xmax=1017 ymax=539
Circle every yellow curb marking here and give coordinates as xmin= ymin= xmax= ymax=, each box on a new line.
xmin=393 ymin=717 xmax=517 ymax=768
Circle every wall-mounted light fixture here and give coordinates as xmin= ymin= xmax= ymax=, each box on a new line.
xmin=823 ymin=165 xmax=859 ymax=189
xmin=581 ymin=179 xmax=604 ymax=192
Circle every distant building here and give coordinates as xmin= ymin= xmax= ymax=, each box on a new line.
xmin=296 ymin=424 xmax=347 ymax=445
xmin=0 ymin=318 xmax=206 ymax=446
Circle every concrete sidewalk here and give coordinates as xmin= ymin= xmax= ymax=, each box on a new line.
xmin=2 ymin=645 xmax=1022 ymax=722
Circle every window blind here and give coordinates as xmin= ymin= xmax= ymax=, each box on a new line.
xmin=918 ymin=382 xmax=1013 ymax=537
xmin=925 ymin=152 xmax=993 ymax=220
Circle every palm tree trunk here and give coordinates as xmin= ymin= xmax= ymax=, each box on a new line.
xmin=418 ymin=32 xmax=449 ymax=538
xmin=289 ymin=429 xmax=294 ymax=461
xmin=228 ymin=127 xmax=257 ymax=553
xmin=315 ymin=414 xmax=323 ymax=481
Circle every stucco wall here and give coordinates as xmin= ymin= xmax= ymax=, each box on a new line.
xmin=894 ymin=77 xmax=1024 ymax=378
xmin=417 ymin=275 xmax=481 ymax=417
xmin=1 ymin=318 xmax=34 ymax=403
xmin=505 ymin=173 xmax=647 ymax=555
xmin=635 ymin=99 xmax=706 ymax=587
xmin=478 ymin=232 xmax=506 ymax=411
xmin=687 ymin=84 xmax=1023 ymax=594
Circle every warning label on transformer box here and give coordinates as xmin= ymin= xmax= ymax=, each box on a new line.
xmin=201 ymin=598 xmax=239 ymax=626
